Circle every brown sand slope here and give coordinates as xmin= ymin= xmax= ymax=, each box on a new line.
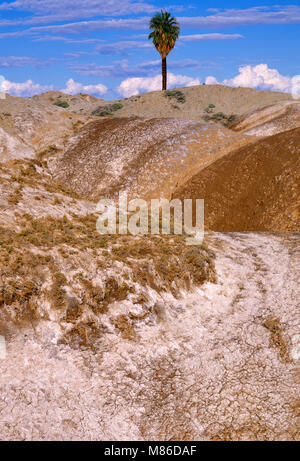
xmin=0 ymin=94 xmax=92 ymax=160
xmin=232 ymin=101 xmax=300 ymax=137
xmin=173 ymin=128 xmax=300 ymax=232
xmin=51 ymin=117 xmax=252 ymax=200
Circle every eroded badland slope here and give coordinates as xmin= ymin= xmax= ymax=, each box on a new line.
xmin=0 ymin=86 xmax=299 ymax=441
xmin=173 ymin=127 xmax=300 ymax=232
xmin=51 ymin=117 xmax=252 ymax=200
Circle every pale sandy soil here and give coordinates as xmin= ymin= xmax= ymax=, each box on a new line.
xmin=33 ymin=85 xmax=293 ymax=121
xmin=0 ymin=94 xmax=92 ymax=159
xmin=0 ymin=232 xmax=299 ymax=440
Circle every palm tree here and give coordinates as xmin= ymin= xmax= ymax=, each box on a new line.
xmin=148 ymin=11 xmax=180 ymax=91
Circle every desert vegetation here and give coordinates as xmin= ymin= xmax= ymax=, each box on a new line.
xmin=53 ymin=100 xmax=70 ymax=109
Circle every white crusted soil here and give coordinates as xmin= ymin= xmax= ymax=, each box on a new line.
xmin=0 ymin=232 xmax=299 ymax=441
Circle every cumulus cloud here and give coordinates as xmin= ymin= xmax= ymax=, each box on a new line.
xmin=222 ymin=64 xmax=292 ymax=92
xmin=117 ymin=73 xmax=201 ymax=97
xmin=205 ymin=76 xmax=220 ymax=85
xmin=61 ymin=78 xmax=107 ymax=96
xmin=1 ymin=77 xmax=107 ymax=97
xmin=205 ymin=64 xmax=295 ymax=93
xmin=2 ymin=79 xmax=53 ymax=96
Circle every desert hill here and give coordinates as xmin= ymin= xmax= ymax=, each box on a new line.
xmin=32 ymin=84 xmax=293 ymax=122
xmin=0 ymin=84 xmax=296 ymax=166
xmin=173 ymin=127 xmax=300 ymax=232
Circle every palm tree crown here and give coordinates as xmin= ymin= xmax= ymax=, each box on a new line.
xmin=148 ymin=11 xmax=180 ymax=90
xmin=148 ymin=10 xmax=180 ymax=59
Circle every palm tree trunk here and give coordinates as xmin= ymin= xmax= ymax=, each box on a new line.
xmin=162 ymin=57 xmax=167 ymax=91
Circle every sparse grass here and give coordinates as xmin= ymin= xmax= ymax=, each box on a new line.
xmin=0 ymin=209 xmax=216 ymax=338
xmin=2 ymin=158 xmax=84 ymax=201
xmin=7 ymin=184 xmax=23 ymax=205
xmin=92 ymin=103 xmax=123 ymax=117
xmin=0 ymin=157 xmax=216 ymax=347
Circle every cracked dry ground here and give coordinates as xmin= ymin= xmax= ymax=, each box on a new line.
xmin=0 ymin=231 xmax=299 ymax=440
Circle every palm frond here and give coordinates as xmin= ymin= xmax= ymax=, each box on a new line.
xmin=148 ymin=10 xmax=180 ymax=58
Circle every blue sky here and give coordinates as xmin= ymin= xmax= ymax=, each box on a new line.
xmin=0 ymin=0 xmax=299 ymax=98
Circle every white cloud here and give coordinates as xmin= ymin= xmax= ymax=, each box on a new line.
xmin=96 ymin=40 xmax=151 ymax=55
xmin=181 ymin=33 xmax=243 ymax=42
xmin=1 ymin=5 xmax=300 ymax=38
xmin=180 ymin=6 xmax=300 ymax=28
xmin=0 ymin=0 xmax=157 ymax=23
xmin=1 ymin=77 xmax=107 ymax=97
xmin=205 ymin=76 xmax=220 ymax=85
xmin=62 ymin=78 xmax=107 ymax=96
xmin=0 ymin=55 xmax=52 ymax=68
xmin=224 ymin=64 xmax=292 ymax=92
xmin=117 ymin=73 xmax=201 ymax=97
xmin=206 ymin=64 xmax=293 ymax=93
xmin=71 ymin=58 xmax=214 ymax=79
xmin=2 ymin=79 xmax=53 ymax=96
xmin=92 ymin=34 xmax=242 ymax=56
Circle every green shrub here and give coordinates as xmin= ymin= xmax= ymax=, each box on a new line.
xmin=98 ymin=111 xmax=113 ymax=117
xmin=204 ymin=104 xmax=216 ymax=114
xmin=53 ymin=100 xmax=70 ymax=109
xmin=92 ymin=103 xmax=123 ymax=116
xmin=223 ymin=114 xmax=238 ymax=128
xmin=211 ymin=112 xmax=227 ymax=120
xmin=165 ymin=89 xmax=186 ymax=104
xmin=202 ymin=112 xmax=238 ymax=127
xmin=112 ymin=103 xmax=123 ymax=111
